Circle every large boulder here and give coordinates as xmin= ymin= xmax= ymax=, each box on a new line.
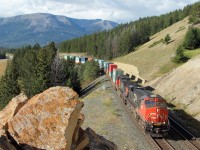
xmin=0 ymin=94 xmax=28 ymax=131
xmin=7 ymin=86 xmax=86 ymax=150
xmin=85 ymin=128 xmax=118 ymax=150
xmin=0 ymin=86 xmax=117 ymax=150
xmin=0 ymin=93 xmax=27 ymax=150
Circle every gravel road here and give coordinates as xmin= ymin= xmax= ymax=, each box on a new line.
xmin=81 ymin=75 xmax=156 ymax=150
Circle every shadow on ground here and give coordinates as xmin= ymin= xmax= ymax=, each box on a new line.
xmin=167 ymin=102 xmax=200 ymax=139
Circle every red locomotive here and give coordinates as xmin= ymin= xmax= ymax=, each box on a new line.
xmin=116 ymin=75 xmax=170 ymax=137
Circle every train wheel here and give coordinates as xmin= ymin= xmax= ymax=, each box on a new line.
xmin=134 ymin=112 xmax=140 ymax=120
xmin=124 ymin=99 xmax=127 ymax=105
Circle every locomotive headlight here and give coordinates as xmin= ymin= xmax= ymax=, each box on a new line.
xmin=163 ymin=122 xmax=166 ymax=124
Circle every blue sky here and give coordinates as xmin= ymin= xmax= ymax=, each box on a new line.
xmin=0 ymin=0 xmax=199 ymax=23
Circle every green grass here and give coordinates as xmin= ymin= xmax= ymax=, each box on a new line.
xmin=175 ymin=26 xmax=186 ymax=33
xmin=148 ymin=39 xmax=163 ymax=48
xmin=159 ymin=61 xmax=181 ymax=74
xmin=184 ymin=48 xmax=200 ymax=58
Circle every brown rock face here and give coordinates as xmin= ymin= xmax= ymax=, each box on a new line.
xmin=8 ymin=86 xmax=83 ymax=150
xmin=0 ymin=94 xmax=28 ymax=130
xmin=85 ymin=128 xmax=118 ymax=150
xmin=0 ymin=94 xmax=27 ymax=150
xmin=0 ymin=86 xmax=117 ymax=150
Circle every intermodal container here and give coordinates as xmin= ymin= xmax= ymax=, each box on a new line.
xmin=104 ymin=62 xmax=108 ymax=72
xmin=64 ymin=55 xmax=69 ymax=60
xmin=106 ymin=62 xmax=113 ymax=74
xmin=113 ymin=69 xmax=124 ymax=83
xmin=80 ymin=57 xmax=86 ymax=64
xmin=98 ymin=60 xmax=105 ymax=69
xmin=75 ymin=56 xmax=80 ymax=64
xmin=109 ymin=64 xmax=117 ymax=78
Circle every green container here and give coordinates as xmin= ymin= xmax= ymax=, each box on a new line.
xmin=64 ymin=55 xmax=69 ymax=60
xmin=109 ymin=72 xmax=113 ymax=79
xmin=113 ymin=69 xmax=124 ymax=83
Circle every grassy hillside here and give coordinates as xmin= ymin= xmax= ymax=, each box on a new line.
xmin=0 ymin=59 xmax=8 ymax=77
xmin=114 ymin=17 xmax=190 ymax=81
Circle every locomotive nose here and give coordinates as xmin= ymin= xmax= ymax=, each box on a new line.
xmin=147 ymin=107 xmax=168 ymax=123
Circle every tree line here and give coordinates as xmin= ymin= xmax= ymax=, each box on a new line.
xmin=60 ymin=2 xmax=200 ymax=60
xmin=0 ymin=42 xmax=100 ymax=110
xmin=173 ymin=27 xmax=200 ymax=63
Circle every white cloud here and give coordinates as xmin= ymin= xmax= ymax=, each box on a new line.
xmin=0 ymin=0 xmax=199 ymax=23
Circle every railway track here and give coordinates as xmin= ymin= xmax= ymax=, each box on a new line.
xmin=153 ymin=138 xmax=175 ymax=150
xmin=111 ymin=84 xmax=165 ymax=150
xmin=168 ymin=116 xmax=200 ymax=150
xmin=80 ymin=75 xmax=108 ymax=98
xmin=83 ymin=76 xmax=200 ymax=150
xmin=108 ymin=77 xmax=200 ymax=150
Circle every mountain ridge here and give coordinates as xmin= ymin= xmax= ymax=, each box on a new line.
xmin=0 ymin=13 xmax=118 ymax=48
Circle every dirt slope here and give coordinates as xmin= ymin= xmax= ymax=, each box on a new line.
xmin=0 ymin=59 xmax=8 ymax=77
xmin=114 ymin=17 xmax=190 ymax=81
xmin=149 ymin=54 xmax=200 ymax=121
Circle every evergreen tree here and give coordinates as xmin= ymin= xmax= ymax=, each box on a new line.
xmin=0 ymin=57 xmax=20 ymax=109
xmin=20 ymin=49 xmax=39 ymax=98
xmin=36 ymin=48 xmax=51 ymax=93
xmin=164 ymin=34 xmax=171 ymax=44
xmin=173 ymin=46 xmax=189 ymax=63
xmin=82 ymin=61 xmax=100 ymax=83
xmin=183 ymin=27 xmax=200 ymax=49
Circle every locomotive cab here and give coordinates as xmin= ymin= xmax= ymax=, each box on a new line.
xmin=137 ymin=95 xmax=170 ymax=137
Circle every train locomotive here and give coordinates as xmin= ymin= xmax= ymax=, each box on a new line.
xmin=115 ymin=75 xmax=170 ymax=137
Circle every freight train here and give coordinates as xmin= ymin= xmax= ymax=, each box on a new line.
xmin=115 ymin=75 xmax=170 ymax=137
xmin=103 ymin=62 xmax=170 ymax=137
xmin=63 ymin=54 xmax=170 ymax=137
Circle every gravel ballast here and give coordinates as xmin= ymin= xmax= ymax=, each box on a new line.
xmin=81 ymin=76 xmax=156 ymax=150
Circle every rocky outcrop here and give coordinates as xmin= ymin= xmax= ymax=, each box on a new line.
xmin=85 ymin=128 xmax=118 ymax=150
xmin=0 ymin=86 xmax=117 ymax=150
xmin=0 ymin=93 xmax=28 ymax=150
xmin=8 ymin=87 xmax=84 ymax=150
xmin=0 ymin=94 xmax=28 ymax=130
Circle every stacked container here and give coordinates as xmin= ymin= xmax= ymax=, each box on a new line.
xmin=75 ymin=56 xmax=80 ymax=64
xmin=64 ymin=55 xmax=68 ymax=60
xmin=113 ymin=69 xmax=124 ymax=83
xmin=98 ymin=60 xmax=105 ymax=69
xmin=69 ymin=56 xmax=75 ymax=62
xmin=109 ymin=64 xmax=117 ymax=78
xmin=80 ymin=57 xmax=86 ymax=64
xmin=103 ymin=62 xmax=108 ymax=72
xmin=106 ymin=62 xmax=113 ymax=75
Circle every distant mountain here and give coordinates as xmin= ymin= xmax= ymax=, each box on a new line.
xmin=0 ymin=13 xmax=118 ymax=48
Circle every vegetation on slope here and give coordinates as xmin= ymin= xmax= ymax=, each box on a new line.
xmin=60 ymin=2 xmax=200 ymax=60
xmin=114 ymin=17 xmax=190 ymax=79
xmin=173 ymin=26 xmax=200 ymax=63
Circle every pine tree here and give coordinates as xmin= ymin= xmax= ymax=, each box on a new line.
xmin=20 ymin=49 xmax=39 ymax=98
xmin=36 ymin=48 xmax=51 ymax=93
xmin=83 ymin=61 xmax=100 ymax=83
xmin=164 ymin=34 xmax=171 ymax=44
xmin=173 ymin=46 xmax=189 ymax=63
xmin=0 ymin=57 xmax=20 ymax=109
xmin=184 ymin=27 xmax=198 ymax=49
